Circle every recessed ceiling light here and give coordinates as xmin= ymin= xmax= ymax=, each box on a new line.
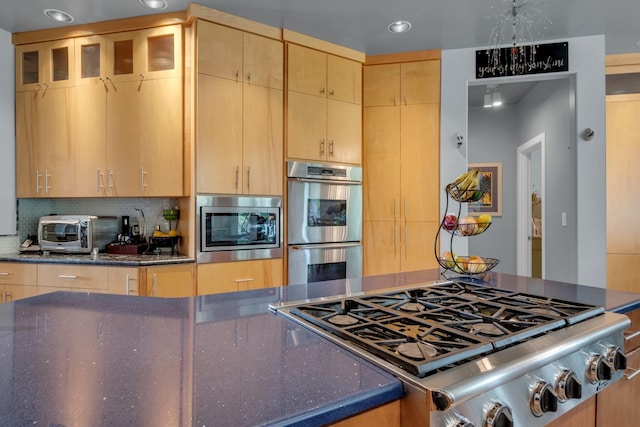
xmin=139 ymin=0 xmax=168 ymax=9
xmin=43 ymin=9 xmax=74 ymax=23
xmin=387 ymin=20 xmax=412 ymax=34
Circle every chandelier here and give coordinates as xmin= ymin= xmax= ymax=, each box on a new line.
xmin=485 ymin=0 xmax=552 ymax=74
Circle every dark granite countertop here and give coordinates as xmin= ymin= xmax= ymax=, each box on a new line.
xmin=0 ymin=251 xmax=195 ymax=266
xmin=1 ymin=270 xmax=639 ymax=426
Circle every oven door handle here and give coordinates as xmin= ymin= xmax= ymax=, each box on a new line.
xmin=289 ymin=242 xmax=361 ymax=250
xmin=288 ymin=177 xmax=362 ymax=185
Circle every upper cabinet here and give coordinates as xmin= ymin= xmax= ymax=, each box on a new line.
xmin=195 ymin=19 xmax=283 ymax=196
xmin=363 ymin=61 xmax=440 ymax=107
xmin=15 ymin=24 xmax=184 ymax=198
xmin=286 ymin=43 xmax=362 ymax=165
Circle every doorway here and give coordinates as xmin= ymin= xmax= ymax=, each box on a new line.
xmin=517 ymin=134 xmax=545 ymax=278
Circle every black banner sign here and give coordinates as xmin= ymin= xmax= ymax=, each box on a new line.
xmin=476 ymin=42 xmax=568 ymax=79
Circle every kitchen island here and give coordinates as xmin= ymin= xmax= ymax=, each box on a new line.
xmin=0 ymin=270 xmax=639 ymax=426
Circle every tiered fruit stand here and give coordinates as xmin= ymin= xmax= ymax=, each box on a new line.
xmin=434 ymin=182 xmax=499 ymax=278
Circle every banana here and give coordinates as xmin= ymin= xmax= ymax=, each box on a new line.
xmin=447 ymin=168 xmax=480 ymax=201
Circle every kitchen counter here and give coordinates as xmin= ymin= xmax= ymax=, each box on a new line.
xmin=0 ymin=251 xmax=195 ymax=266
xmin=1 ymin=270 xmax=640 ymax=426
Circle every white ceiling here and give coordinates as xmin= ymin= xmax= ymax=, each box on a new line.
xmin=1 ymin=0 xmax=640 ymax=56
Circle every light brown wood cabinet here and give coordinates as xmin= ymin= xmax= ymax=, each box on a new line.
xmin=73 ymin=25 xmax=184 ymax=197
xmin=196 ymin=20 xmax=283 ymax=196
xmin=142 ymin=264 xmax=195 ymax=297
xmin=287 ymin=43 xmax=362 ymax=165
xmin=362 ymin=60 xmax=441 ymax=276
xmin=15 ymin=25 xmax=184 ymax=198
xmin=0 ymin=263 xmax=37 ymax=302
xmin=196 ymin=259 xmax=283 ymax=295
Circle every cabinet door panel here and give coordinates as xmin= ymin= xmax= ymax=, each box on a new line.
xmin=75 ymin=35 xmax=107 ymax=86
xmin=106 ymin=80 xmax=142 ymax=196
xmin=197 ymin=20 xmax=243 ymax=80
xmin=140 ymin=25 xmax=182 ymax=79
xmin=287 ymin=91 xmax=327 ymax=161
xmin=243 ymin=85 xmax=283 ymax=195
xmin=363 ymin=221 xmax=400 ymax=276
xmin=15 ymin=91 xmax=42 ymax=197
xmin=401 ymin=103 xmax=440 ymax=222
xmin=327 ymin=55 xmax=361 ymax=104
xmin=327 ymin=100 xmax=362 ymax=165
xmin=363 ymin=64 xmax=400 ymax=107
xmin=287 ymin=44 xmax=326 ymax=96
xmin=243 ymin=33 xmax=283 ymax=89
xmin=105 ymin=31 xmax=141 ymax=83
xmin=606 ymin=99 xmax=640 ymax=254
xmin=196 ymin=75 xmax=243 ymax=194
xmin=363 ymin=106 xmax=400 ymax=221
xmin=401 ymin=221 xmax=440 ymax=272
xmin=75 ymin=84 xmax=108 ymax=196
xmin=138 ymin=77 xmax=184 ymax=196
xmin=145 ymin=265 xmax=194 ymax=297
xmin=401 ymin=61 xmax=440 ymax=105
xmin=42 ymin=87 xmax=76 ymax=197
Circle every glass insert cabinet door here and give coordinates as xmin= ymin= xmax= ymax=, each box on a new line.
xmin=15 ymin=39 xmax=75 ymax=91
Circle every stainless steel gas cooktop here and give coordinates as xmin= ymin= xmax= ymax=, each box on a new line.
xmin=270 ymin=279 xmax=630 ymax=427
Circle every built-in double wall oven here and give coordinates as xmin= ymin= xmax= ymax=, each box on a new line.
xmin=287 ymin=161 xmax=363 ymax=285
xmin=196 ymin=195 xmax=283 ymax=263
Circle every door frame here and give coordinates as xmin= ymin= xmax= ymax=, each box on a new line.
xmin=516 ymin=133 xmax=545 ymax=277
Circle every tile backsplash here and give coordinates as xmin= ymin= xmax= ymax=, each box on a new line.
xmin=10 ymin=197 xmax=179 ymax=251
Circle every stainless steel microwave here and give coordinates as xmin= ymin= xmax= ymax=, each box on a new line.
xmin=196 ymin=195 xmax=283 ymax=263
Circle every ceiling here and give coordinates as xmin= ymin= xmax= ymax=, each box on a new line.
xmin=1 ymin=0 xmax=640 ymax=56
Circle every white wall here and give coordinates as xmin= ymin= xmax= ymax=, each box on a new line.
xmin=0 ymin=28 xmax=16 ymax=240
xmin=441 ymin=35 xmax=606 ymax=287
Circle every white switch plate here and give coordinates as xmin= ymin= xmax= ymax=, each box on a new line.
xmin=562 ymin=212 xmax=567 ymax=227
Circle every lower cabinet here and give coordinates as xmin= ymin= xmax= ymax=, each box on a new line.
xmin=141 ymin=264 xmax=195 ymax=297
xmin=37 ymin=264 xmax=111 ymax=295
xmin=196 ymin=259 xmax=283 ymax=295
xmin=329 ymin=401 xmax=400 ymax=427
xmin=547 ymin=396 xmax=596 ymax=427
xmin=0 ymin=263 xmax=37 ymax=302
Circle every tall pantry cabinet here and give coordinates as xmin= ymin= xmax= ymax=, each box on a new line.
xmin=362 ymin=58 xmax=441 ymax=276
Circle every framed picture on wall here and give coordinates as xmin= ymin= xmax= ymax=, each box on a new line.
xmin=468 ymin=162 xmax=502 ymax=216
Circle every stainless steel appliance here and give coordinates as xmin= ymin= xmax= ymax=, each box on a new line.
xmin=197 ymin=195 xmax=283 ymax=263
xmin=38 ymin=215 xmax=119 ymax=254
xmin=287 ymin=161 xmax=363 ymax=284
xmin=271 ymin=280 xmax=630 ymax=426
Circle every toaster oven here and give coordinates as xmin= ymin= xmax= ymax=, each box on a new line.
xmin=38 ymin=215 xmax=119 ymax=254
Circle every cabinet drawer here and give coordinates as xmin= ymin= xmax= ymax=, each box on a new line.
xmin=624 ymin=308 xmax=640 ymax=352
xmin=0 ymin=263 xmax=37 ymax=286
xmin=37 ymin=264 xmax=108 ymax=290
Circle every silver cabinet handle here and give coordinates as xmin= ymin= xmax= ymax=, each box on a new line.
xmin=403 ymin=96 xmax=408 ymax=105
xmin=320 ymin=139 xmax=325 ymax=155
xmin=329 ymin=140 xmax=334 ymax=156
xmin=97 ymin=169 xmax=104 ymax=193
xmin=247 ymin=166 xmax=251 ymax=191
xmin=0 ymin=272 xmax=9 ymax=276
xmin=625 ymin=330 xmax=640 ymax=341
xmin=320 ymin=87 xmax=325 ymax=95
xmin=235 ymin=166 xmax=240 ymax=190
xmin=36 ymin=170 xmax=42 ymax=194
xmin=126 ymin=274 xmax=131 ymax=295
xmin=44 ymin=170 xmax=51 ymax=195
xmin=153 ymin=273 xmax=157 ymax=296
xmin=329 ymin=89 xmax=335 ymax=96
xmin=140 ymin=166 xmax=147 ymax=192
xmin=393 ymin=96 xmax=397 ymax=106
xmin=234 ymin=278 xmax=255 ymax=283
xmin=625 ymin=367 xmax=640 ymax=381
xmin=58 ymin=275 xmax=78 ymax=279
xmin=247 ymin=72 xmax=251 ymax=83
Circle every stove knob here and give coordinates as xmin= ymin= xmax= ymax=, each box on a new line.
xmin=606 ymin=346 xmax=627 ymax=371
xmin=587 ymin=354 xmax=613 ymax=383
xmin=530 ymin=381 xmax=558 ymax=417
xmin=555 ymin=369 xmax=582 ymax=402
xmin=449 ymin=420 xmax=475 ymax=427
xmin=484 ymin=403 xmax=513 ymax=427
